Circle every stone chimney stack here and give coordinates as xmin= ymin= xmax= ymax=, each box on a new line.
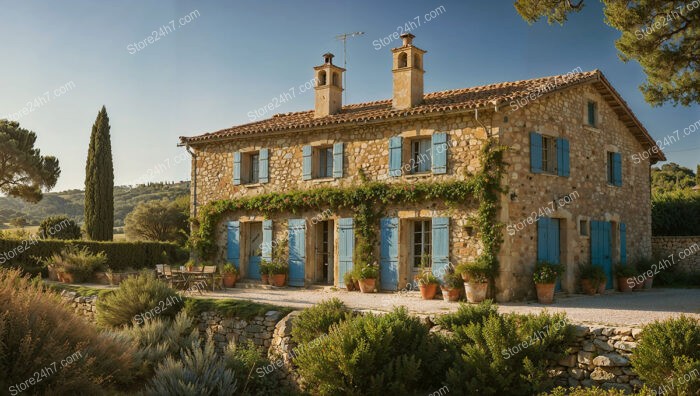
xmin=313 ymin=53 xmax=345 ymax=118
xmin=391 ymin=33 xmax=425 ymax=110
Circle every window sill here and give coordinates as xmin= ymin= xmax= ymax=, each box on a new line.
xmin=242 ymin=183 xmax=262 ymax=188
xmin=536 ymin=172 xmax=560 ymax=177
xmin=310 ymin=177 xmax=336 ymax=183
xmin=583 ymin=125 xmax=600 ymax=133
xmin=404 ymin=172 xmax=433 ymax=179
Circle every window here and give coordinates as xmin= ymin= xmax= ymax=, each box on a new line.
xmin=587 ymin=101 xmax=597 ymax=127
xmin=410 ymin=138 xmax=432 ymax=173
xmin=249 ymin=153 xmax=259 ymax=183
xmin=607 ymin=151 xmax=622 ymax=186
xmin=234 ymin=149 xmax=268 ymax=185
xmin=412 ymin=220 xmax=432 ymax=269
xmin=318 ymin=70 xmax=326 ymax=86
xmin=248 ymin=222 xmax=262 ymax=257
xmin=541 ymin=135 xmax=558 ymax=174
xmin=398 ymin=52 xmax=407 ymax=68
xmin=579 ymin=219 xmax=589 ymax=237
xmin=316 ymin=146 xmax=334 ymax=178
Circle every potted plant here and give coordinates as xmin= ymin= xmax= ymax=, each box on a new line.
xmin=441 ymin=272 xmax=462 ymax=302
xmin=357 ymin=264 xmax=378 ymax=293
xmin=455 ymin=262 xmax=472 ymax=282
xmin=415 ymin=271 xmax=440 ymax=300
xmin=343 ymin=271 xmax=356 ymax=291
xmin=269 ymin=261 xmax=287 ymax=287
xmin=636 ymin=258 xmax=654 ymax=289
xmin=533 ymin=261 xmax=565 ymax=304
xmin=222 ymin=262 xmax=239 ymax=288
xmin=463 ymin=262 xmax=490 ymax=303
xmin=578 ymin=264 xmax=601 ymax=295
xmin=259 ymin=259 xmax=271 ymax=285
xmin=614 ymin=263 xmax=637 ymax=292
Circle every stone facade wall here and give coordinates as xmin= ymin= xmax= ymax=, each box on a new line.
xmin=652 ymin=236 xmax=700 ymax=273
xmin=497 ymin=84 xmax=654 ymax=301
xmin=268 ymin=310 xmax=646 ymax=393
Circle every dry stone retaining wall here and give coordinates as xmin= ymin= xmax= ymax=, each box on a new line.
xmin=652 ymin=236 xmax=700 ymax=274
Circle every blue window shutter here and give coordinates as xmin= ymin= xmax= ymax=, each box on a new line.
xmin=287 ymin=219 xmax=306 ymax=287
xmin=302 ymin=145 xmax=312 ymax=180
xmin=226 ymin=221 xmax=240 ymax=270
xmin=431 ymin=217 xmax=449 ymax=278
xmin=259 ymin=148 xmax=269 ymax=183
xmin=431 ymin=132 xmax=447 ymax=174
xmin=530 ymin=132 xmax=542 ymax=174
xmin=262 ymin=220 xmax=272 ymax=261
xmin=537 ymin=217 xmax=549 ymax=262
xmin=233 ymin=152 xmax=241 ymax=185
xmin=613 ymin=152 xmax=622 ymax=186
xmin=557 ymin=138 xmax=570 ymax=177
xmin=388 ymin=136 xmax=403 ymax=177
xmin=332 ymin=142 xmax=344 ymax=178
xmin=380 ymin=218 xmax=399 ymax=291
xmin=338 ymin=218 xmax=354 ymax=288
xmin=620 ymin=223 xmax=627 ymax=264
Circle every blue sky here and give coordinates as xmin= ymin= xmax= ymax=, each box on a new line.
xmin=1 ymin=0 xmax=698 ymax=192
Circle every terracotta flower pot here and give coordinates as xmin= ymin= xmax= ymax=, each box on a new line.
xmin=581 ymin=279 xmax=597 ymax=295
xmin=465 ymin=282 xmax=488 ymax=303
xmin=597 ymin=281 xmax=606 ymax=294
xmin=535 ymin=283 xmax=556 ymax=304
xmin=617 ymin=277 xmax=635 ymax=292
xmin=223 ymin=274 xmax=237 ymax=288
xmin=261 ymin=274 xmax=269 ymax=285
xmin=358 ymin=278 xmax=376 ymax=293
xmin=59 ymin=271 xmax=75 ymax=284
xmin=441 ymin=287 xmax=461 ymax=302
xmin=460 ymin=273 xmax=469 ymax=282
xmin=345 ymin=281 xmax=356 ymax=291
xmin=271 ymin=274 xmax=286 ymax=287
xmin=353 ymin=280 xmax=360 ymax=290
xmin=633 ymin=280 xmax=644 ymax=291
xmin=419 ymin=283 xmax=438 ymax=300
xmin=643 ymin=277 xmax=653 ymax=289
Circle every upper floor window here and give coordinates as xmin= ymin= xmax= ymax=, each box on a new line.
xmin=530 ymin=132 xmax=570 ymax=177
xmin=410 ymin=138 xmax=432 ymax=173
xmin=607 ymin=151 xmax=622 ymax=186
xmin=303 ymin=143 xmax=344 ymax=180
xmin=541 ymin=135 xmax=558 ymax=175
xmin=316 ymin=146 xmax=334 ymax=178
xmin=587 ymin=101 xmax=598 ymax=127
xmin=233 ymin=148 xmax=269 ymax=185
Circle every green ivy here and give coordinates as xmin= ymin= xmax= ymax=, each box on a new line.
xmin=192 ymin=139 xmax=506 ymax=277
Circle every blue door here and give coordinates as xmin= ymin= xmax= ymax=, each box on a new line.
xmin=338 ymin=218 xmax=354 ymax=288
xmin=226 ymin=221 xmax=240 ymax=271
xmin=288 ymin=219 xmax=306 ymax=287
xmin=537 ymin=217 xmax=561 ymax=291
xmin=591 ymin=220 xmax=613 ymax=289
xmin=380 ymin=218 xmax=399 ymax=291
xmin=431 ymin=217 xmax=450 ymax=279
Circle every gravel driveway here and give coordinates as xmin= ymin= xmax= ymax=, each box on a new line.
xmin=200 ymin=286 xmax=700 ymax=327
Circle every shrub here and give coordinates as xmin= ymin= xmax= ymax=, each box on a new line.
xmin=445 ymin=311 xmax=572 ymax=395
xmin=109 ymin=311 xmax=199 ymax=379
xmin=38 ymin=215 xmax=82 ymax=240
xmin=38 ymin=246 xmax=107 ymax=282
xmin=632 ymin=316 xmax=700 ymax=395
xmin=96 ymin=271 xmax=184 ymax=328
xmin=224 ymin=341 xmax=281 ymax=395
xmin=614 ymin=263 xmax=637 ymax=277
xmin=0 ymin=238 xmax=187 ymax=273
xmin=434 ymin=300 xmax=498 ymax=331
xmin=358 ymin=263 xmax=379 ymax=279
xmin=143 ymin=339 xmax=239 ymax=396
xmin=533 ymin=261 xmax=565 ymax=284
xmin=652 ymin=190 xmax=700 ymax=236
xmin=291 ymin=298 xmax=350 ymax=345
xmin=294 ymin=307 xmax=449 ymax=395
xmin=0 ymin=268 xmax=134 ymax=394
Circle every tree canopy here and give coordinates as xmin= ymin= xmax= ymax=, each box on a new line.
xmin=514 ymin=0 xmax=700 ymax=107
xmin=124 ymin=197 xmax=188 ymax=243
xmin=651 ymin=162 xmax=697 ymax=193
xmin=0 ymin=120 xmax=60 ymax=203
xmin=84 ymin=106 xmax=114 ymax=241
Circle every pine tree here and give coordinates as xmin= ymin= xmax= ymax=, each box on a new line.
xmin=84 ymin=106 xmax=114 ymax=240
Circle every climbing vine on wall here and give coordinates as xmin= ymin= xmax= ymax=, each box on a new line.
xmin=192 ymin=138 xmax=506 ymax=277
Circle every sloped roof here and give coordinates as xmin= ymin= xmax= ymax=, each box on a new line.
xmin=180 ymin=70 xmax=664 ymax=162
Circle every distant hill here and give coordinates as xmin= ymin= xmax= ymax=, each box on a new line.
xmin=0 ymin=181 xmax=190 ymax=228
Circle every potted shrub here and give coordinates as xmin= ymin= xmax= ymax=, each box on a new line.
xmin=615 ymin=263 xmax=637 ymax=292
xmin=594 ymin=266 xmax=608 ymax=294
xmin=222 ymin=262 xmax=239 ymax=288
xmin=533 ymin=261 xmax=565 ymax=304
xmin=441 ymin=272 xmax=462 ymax=302
xmin=357 ymin=264 xmax=378 ymax=293
xmin=578 ymin=264 xmax=600 ymax=295
xmin=415 ymin=271 xmax=440 ymax=300
xmin=269 ymin=261 xmax=287 ymax=287
xmin=463 ymin=262 xmax=490 ymax=303
xmin=260 ymin=259 xmax=271 ymax=285
xmin=455 ymin=262 xmax=472 ymax=282
xmin=343 ymin=271 xmax=356 ymax=291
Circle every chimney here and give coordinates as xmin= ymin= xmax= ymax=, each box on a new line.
xmin=392 ymin=33 xmax=425 ymax=109
xmin=313 ymin=53 xmax=345 ymax=118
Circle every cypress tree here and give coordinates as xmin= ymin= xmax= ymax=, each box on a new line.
xmin=84 ymin=106 xmax=114 ymax=240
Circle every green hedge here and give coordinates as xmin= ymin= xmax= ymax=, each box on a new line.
xmin=0 ymin=238 xmax=187 ymax=273
xmin=652 ymin=190 xmax=700 ymax=236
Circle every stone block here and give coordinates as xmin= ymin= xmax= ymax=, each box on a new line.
xmin=592 ymin=353 xmax=629 ymax=367
xmin=558 ymin=355 xmax=577 ymax=368
xmin=590 ymin=367 xmax=616 ymax=381
xmin=578 ymin=351 xmax=594 ymax=365
xmin=594 ymin=339 xmax=614 ymax=352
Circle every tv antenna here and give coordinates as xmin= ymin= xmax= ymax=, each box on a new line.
xmin=335 ymin=31 xmax=364 ymax=103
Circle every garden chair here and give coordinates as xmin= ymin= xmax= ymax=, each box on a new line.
xmin=162 ymin=265 xmax=187 ymax=290
xmin=155 ymin=264 xmax=166 ymax=279
xmin=194 ymin=265 xmax=220 ymax=292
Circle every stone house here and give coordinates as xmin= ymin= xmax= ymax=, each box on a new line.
xmin=179 ymin=34 xmax=664 ymax=301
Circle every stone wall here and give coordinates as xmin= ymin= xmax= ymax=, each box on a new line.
xmin=267 ymin=310 xmax=646 ymax=393
xmin=652 ymin=236 xmax=700 ymax=273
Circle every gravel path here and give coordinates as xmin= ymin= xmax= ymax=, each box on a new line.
xmin=198 ymin=286 xmax=700 ymax=327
